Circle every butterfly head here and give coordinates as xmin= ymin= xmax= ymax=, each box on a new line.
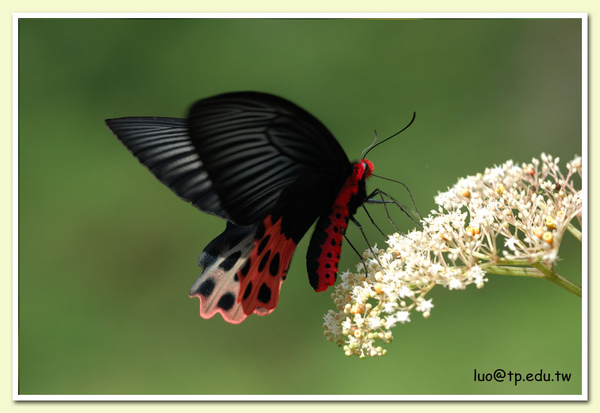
xmin=354 ymin=159 xmax=374 ymax=181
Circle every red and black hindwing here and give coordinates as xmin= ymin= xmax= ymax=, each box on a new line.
xmin=106 ymin=92 xmax=373 ymax=323
xmin=306 ymin=160 xmax=373 ymax=292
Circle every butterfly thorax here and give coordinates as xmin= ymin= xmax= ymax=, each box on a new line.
xmin=306 ymin=159 xmax=374 ymax=292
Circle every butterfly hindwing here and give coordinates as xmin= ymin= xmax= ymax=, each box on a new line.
xmin=306 ymin=212 xmax=343 ymax=292
xmin=189 ymin=216 xmax=298 ymax=323
xmin=189 ymin=223 xmax=256 ymax=324
xmin=306 ymin=161 xmax=372 ymax=292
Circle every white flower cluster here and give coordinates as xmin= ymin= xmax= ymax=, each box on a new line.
xmin=323 ymin=154 xmax=582 ymax=358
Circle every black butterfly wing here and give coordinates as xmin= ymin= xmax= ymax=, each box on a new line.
xmin=107 ymin=92 xmax=353 ymax=323
xmin=105 ymin=117 xmax=232 ymax=220
xmin=187 ymin=92 xmax=352 ymax=228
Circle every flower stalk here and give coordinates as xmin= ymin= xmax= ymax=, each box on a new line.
xmin=531 ymin=261 xmax=582 ymax=297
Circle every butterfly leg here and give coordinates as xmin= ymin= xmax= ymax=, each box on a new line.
xmin=366 ymin=189 xmax=400 ymax=232
xmin=366 ymin=188 xmax=423 ymax=229
xmin=361 ymin=205 xmax=387 ymax=237
xmin=369 ymin=173 xmax=422 ymax=220
xmin=349 ymin=216 xmax=383 ymax=268
xmin=343 ymin=234 xmax=370 ymax=274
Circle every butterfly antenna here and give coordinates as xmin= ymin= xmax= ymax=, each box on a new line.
xmin=361 ymin=112 xmax=416 ymax=160
xmin=360 ymin=130 xmax=379 ymax=160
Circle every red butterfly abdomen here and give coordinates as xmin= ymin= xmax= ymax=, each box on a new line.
xmin=306 ymin=160 xmax=373 ymax=292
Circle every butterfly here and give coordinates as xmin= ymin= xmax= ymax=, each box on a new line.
xmin=106 ymin=91 xmax=380 ymax=324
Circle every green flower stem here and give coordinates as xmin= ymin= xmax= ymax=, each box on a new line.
xmin=566 ymin=223 xmax=582 ymax=241
xmin=482 ymin=260 xmax=581 ymax=298
xmin=532 ymin=261 xmax=582 ymax=298
xmin=484 ymin=264 xmax=546 ymax=278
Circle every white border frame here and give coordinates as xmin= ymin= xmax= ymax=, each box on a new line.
xmin=12 ymin=12 xmax=589 ymax=402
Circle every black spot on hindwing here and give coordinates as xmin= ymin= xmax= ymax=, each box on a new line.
xmin=258 ymin=284 xmax=271 ymax=304
xmin=217 ymin=293 xmax=235 ymax=311
xmin=269 ymin=253 xmax=280 ymax=276
xmin=219 ymin=251 xmax=241 ymax=271
xmin=198 ymin=278 xmax=216 ymax=297
xmin=257 ymin=235 xmax=270 ymax=255
xmin=258 ymin=250 xmax=271 ymax=272
xmin=243 ymin=282 xmax=253 ymax=300
xmin=240 ymin=259 xmax=251 ymax=277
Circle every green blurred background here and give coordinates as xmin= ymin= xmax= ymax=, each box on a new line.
xmin=18 ymin=18 xmax=583 ymax=396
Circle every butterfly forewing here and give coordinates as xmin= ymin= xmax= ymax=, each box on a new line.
xmin=187 ymin=92 xmax=351 ymax=225
xmin=105 ymin=117 xmax=232 ymax=220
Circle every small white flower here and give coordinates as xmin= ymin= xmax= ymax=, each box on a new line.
xmin=384 ymin=315 xmax=398 ymax=329
xmin=416 ymin=298 xmax=434 ymax=313
xmin=367 ymin=317 xmax=380 ymax=329
xmin=382 ymin=301 xmax=398 ymax=314
xmin=469 ymin=265 xmax=488 ymax=289
xmin=398 ymin=285 xmax=414 ymax=298
xmin=504 ymin=237 xmax=519 ymax=251
xmin=448 ymin=278 xmax=465 ymax=290
xmin=472 ymin=206 xmax=494 ymax=226
xmin=430 ymin=262 xmax=444 ymax=275
xmin=395 ymin=311 xmax=411 ymax=324
xmin=484 ymin=165 xmax=505 ymax=183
